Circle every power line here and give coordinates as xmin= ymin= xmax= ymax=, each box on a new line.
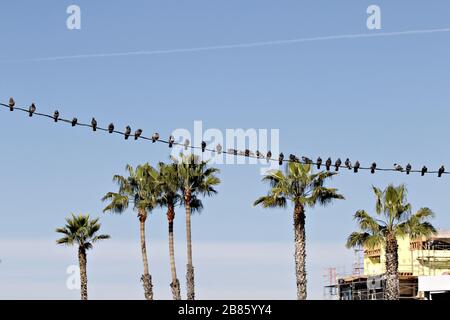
xmin=1 ymin=99 xmax=447 ymax=176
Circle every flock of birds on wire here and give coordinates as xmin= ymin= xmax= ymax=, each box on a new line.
xmin=0 ymin=97 xmax=448 ymax=177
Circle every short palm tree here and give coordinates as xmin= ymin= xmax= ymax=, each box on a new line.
xmin=172 ymin=153 xmax=220 ymax=300
xmin=56 ymin=214 xmax=110 ymax=300
xmin=254 ymin=162 xmax=344 ymax=300
xmin=102 ymin=164 xmax=159 ymax=300
xmin=346 ymin=184 xmax=436 ymax=300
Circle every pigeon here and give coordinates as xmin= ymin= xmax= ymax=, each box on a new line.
xmin=394 ymin=164 xmax=403 ymax=172
xmin=278 ymin=153 xmax=284 ymax=166
xmin=124 ymin=126 xmax=131 ymax=139
xmin=371 ymin=162 xmax=377 ymax=174
xmin=134 ymin=129 xmax=142 ymax=140
xmin=345 ymin=158 xmax=352 ymax=170
xmin=439 ymin=165 xmax=445 ymax=178
xmin=421 ymin=166 xmax=428 ymax=176
xmin=354 ymin=161 xmax=360 ymax=173
xmin=152 ymin=133 xmax=160 ymax=143
xmin=28 ymin=103 xmax=36 ymax=117
xmin=406 ymin=164 xmax=412 ymax=175
xmin=91 ymin=118 xmax=97 ymax=131
xmin=71 ymin=117 xmax=78 ymax=127
xmin=335 ymin=158 xmax=342 ymax=171
xmin=53 ymin=110 xmax=60 ymax=122
xmin=325 ymin=158 xmax=332 ymax=171
xmin=9 ymin=97 xmax=15 ymax=111
xmin=316 ymin=157 xmax=322 ymax=169
xmin=216 ymin=144 xmax=223 ymax=154
xmin=108 ymin=123 xmax=114 ymax=133
xmin=168 ymin=136 xmax=175 ymax=148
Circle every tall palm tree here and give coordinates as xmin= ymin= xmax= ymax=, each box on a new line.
xmin=156 ymin=162 xmax=182 ymax=300
xmin=254 ymin=162 xmax=344 ymax=300
xmin=156 ymin=162 xmax=204 ymax=300
xmin=56 ymin=214 xmax=110 ymax=300
xmin=172 ymin=153 xmax=220 ymax=300
xmin=102 ymin=164 xmax=159 ymax=300
xmin=346 ymin=184 xmax=436 ymax=300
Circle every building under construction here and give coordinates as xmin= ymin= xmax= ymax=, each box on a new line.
xmin=324 ymin=232 xmax=450 ymax=300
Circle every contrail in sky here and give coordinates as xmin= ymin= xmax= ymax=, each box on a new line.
xmin=2 ymin=27 xmax=450 ymax=63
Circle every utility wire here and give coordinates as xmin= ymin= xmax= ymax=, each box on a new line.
xmin=1 ymin=100 xmax=448 ymax=176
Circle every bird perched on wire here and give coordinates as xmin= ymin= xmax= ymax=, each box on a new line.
xmin=216 ymin=144 xmax=223 ymax=154
xmin=345 ymin=158 xmax=352 ymax=170
xmin=71 ymin=117 xmax=78 ymax=127
xmin=325 ymin=158 xmax=332 ymax=171
xmin=290 ymin=154 xmax=299 ymax=163
xmin=134 ymin=129 xmax=142 ymax=140
xmin=316 ymin=157 xmax=322 ymax=169
xmin=439 ymin=165 xmax=445 ymax=178
xmin=28 ymin=103 xmax=36 ymax=117
xmin=371 ymin=162 xmax=377 ymax=174
xmin=152 ymin=133 xmax=160 ymax=143
xmin=91 ymin=118 xmax=97 ymax=131
xmin=108 ymin=123 xmax=114 ymax=133
xmin=394 ymin=164 xmax=403 ymax=172
xmin=406 ymin=164 xmax=412 ymax=175
xmin=335 ymin=158 xmax=342 ymax=171
xmin=168 ymin=136 xmax=175 ymax=148
xmin=266 ymin=151 xmax=272 ymax=163
xmin=354 ymin=161 xmax=360 ymax=173
xmin=53 ymin=110 xmax=60 ymax=122
xmin=278 ymin=153 xmax=284 ymax=166
xmin=421 ymin=166 xmax=428 ymax=176
xmin=8 ymin=97 xmax=15 ymax=111
xmin=124 ymin=126 xmax=131 ymax=140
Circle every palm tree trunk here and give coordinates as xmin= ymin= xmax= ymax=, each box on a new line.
xmin=185 ymin=188 xmax=195 ymax=300
xmin=294 ymin=203 xmax=307 ymax=300
xmin=78 ymin=246 xmax=88 ymax=300
xmin=385 ymin=234 xmax=399 ymax=300
xmin=138 ymin=209 xmax=153 ymax=300
xmin=168 ymin=204 xmax=181 ymax=300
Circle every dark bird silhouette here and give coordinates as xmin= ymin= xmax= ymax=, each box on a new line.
xmin=278 ymin=153 xmax=284 ymax=166
xmin=421 ymin=166 xmax=428 ymax=176
xmin=439 ymin=165 xmax=445 ymax=178
xmin=108 ymin=123 xmax=114 ymax=133
xmin=371 ymin=162 xmax=377 ymax=174
xmin=245 ymin=149 xmax=251 ymax=157
xmin=325 ymin=158 xmax=332 ymax=171
xmin=316 ymin=157 xmax=322 ymax=169
xmin=53 ymin=110 xmax=60 ymax=122
xmin=335 ymin=158 xmax=342 ymax=171
xmin=406 ymin=164 xmax=412 ymax=175
xmin=168 ymin=136 xmax=175 ymax=148
xmin=266 ymin=151 xmax=272 ymax=163
xmin=71 ymin=117 xmax=78 ymax=127
xmin=152 ymin=133 xmax=160 ymax=143
xmin=28 ymin=103 xmax=36 ymax=117
xmin=345 ymin=158 xmax=352 ymax=170
xmin=201 ymin=141 xmax=207 ymax=152
xmin=290 ymin=154 xmax=300 ymax=163
xmin=91 ymin=118 xmax=97 ymax=131
xmin=354 ymin=161 xmax=360 ymax=173
xmin=394 ymin=164 xmax=403 ymax=172
xmin=124 ymin=126 xmax=131 ymax=140
xmin=134 ymin=129 xmax=142 ymax=140
xmin=9 ymin=97 xmax=15 ymax=111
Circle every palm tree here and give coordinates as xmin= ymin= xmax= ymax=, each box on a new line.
xmin=156 ymin=162 xmax=182 ymax=300
xmin=102 ymin=164 xmax=159 ymax=300
xmin=254 ymin=162 xmax=344 ymax=300
xmin=346 ymin=184 xmax=436 ymax=300
xmin=172 ymin=153 xmax=220 ymax=300
xmin=56 ymin=214 xmax=110 ymax=300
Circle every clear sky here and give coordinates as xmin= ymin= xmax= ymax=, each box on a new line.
xmin=1 ymin=0 xmax=450 ymax=299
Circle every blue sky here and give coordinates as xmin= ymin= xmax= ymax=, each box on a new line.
xmin=1 ymin=0 xmax=450 ymax=299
